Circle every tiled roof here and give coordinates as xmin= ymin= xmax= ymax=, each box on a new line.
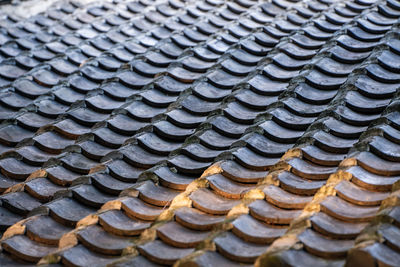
xmin=0 ymin=0 xmax=399 ymax=266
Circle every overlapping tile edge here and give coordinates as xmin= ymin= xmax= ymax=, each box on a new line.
xmin=0 ymin=0 xmax=398 ymax=266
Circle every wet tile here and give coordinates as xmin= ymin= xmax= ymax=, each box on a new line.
xmin=246 ymin=133 xmax=292 ymax=158
xmin=207 ymin=174 xmax=254 ymax=199
xmin=305 ymin=70 xmax=346 ymax=90
xmin=25 ymin=215 xmax=71 ymax=245
xmin=32 ymin=69 xmax=60 ymax=87
xmin=348 ymin=26 xmax=383 ymax=42
xmin=370 ymin=136 xmax=400 ymax=162
xmin=101 ymin=82 xmax=135 ymax=100
xmin=138 ymin=240 xmax=194 ymax=265
xmin=347 ymin=242 xmax=400 ymax=267
xmin=34 ymin=131 xmax=74 ymax=154
xmin=157 ymin=221 xmax=209 ymax=248
xmin=54 ymin=119 xmax=91 ymax=139
xmin=61 ymin=153 xmax=99 ymax=174
xmin=366 ymin=63 xmax=400 ymax=83
xmin=2 ymin=235 xmax=57 ymax=263
xmin=0 ymin=206 xmax=22 ymax=231
xmin=61 ymin=245 xmax=116 ymax=266
xmin=221 ymin=160 xmax=268 ymax=183
xmin=233 ymin=147 xmax=280 ymax=171
xmin=302 ymin=145 xmax=346 ymax=167
xmin=214 ymin=232 xmax=268 ymax=263
xmin=313 ymin=130 xmax=356 ymax=154
xmin=280 ymin=43 xmax=316 ymax=60
xmin=47 ymin=198 xmax=95 ymax=227
xmin=288 ymin=158 xmax=337 ymax=180
xmin=348 ymin=165 xmax=400 ymax=192
xmin=72 ymin=184 xmax=115 ymax=208
xmin=311 ymin=211 xmax=367 ymax=239
xmin=0 ymin=157 xmax=39 ymax=180
xmin=136 ymin=180 xmax=180 ymax=207
xmin=232 ymin=214 xmax=286 ymax=244
xmin=77 ymin=225 xmax=131 ymax=255
xmin=337 ymin=35 xmax=379 ymax=52
xmin=182 ymin=143 xmax=220 ymax=162
xmin=224 ymin=102 xmax=261 ymax=124
xmin=0 ymin=125 xmax=34 ymax=146
xmin=241 ymin=38 xmax=272 ymax=56
xmin=121 ymin=197 xmax=163 ymax=221
xmin=99 ymin=209 xmax=151 ymax=236
xmin=274 ymin=249 xmax=345 ymax=267
xmin=69 ymin=75 xmax=98 ymax=93
xmin=263 ymin=185 xmax=313 ymax=209
xmin=357 ymin=151 xmax=400 ymax=176
xmin=122 ymin=144 xmax=166 ymax=169
xmin=270 ymin=108 xmax=314 ymax=130
xmin=335 ymin=180 xmax=388 ymax=206
xmin=175 ymin=206 xmax=223 ymax=231
xmin=107 ymin=159 xmax=143 ymax=183
xmin=137 ymin=132 xmax=180 ymax=156
xmin=125 ymin=101 xmax=166 ymax=122
xmin=153 ymin=120 xmax=195 ymax=142
xmin=68 ymin=108 xmax=109 ymax=126
xmin=210 ymin=116 xmax=247 ymax=138
xmin=2 ymin=191 xmax=41 ymax=216
xmin=278 ymin=171 xmax=325 ymax=196
xmin=191 ymin=251 xmax=251 ymax=267
xmin=320 ymin=196 xmax=379 ymax=222
xmin=355 ymin=75 xmax=397 ymax=99
xmin=299 ymin=229 xmax=353 ymax=258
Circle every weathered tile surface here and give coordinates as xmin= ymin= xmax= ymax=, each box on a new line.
xmin=0 ymin=0 xmax=399 ymax=266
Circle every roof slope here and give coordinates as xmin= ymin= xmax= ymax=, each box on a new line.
xmin=0 ymin=0 xmax=399 ymax=266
